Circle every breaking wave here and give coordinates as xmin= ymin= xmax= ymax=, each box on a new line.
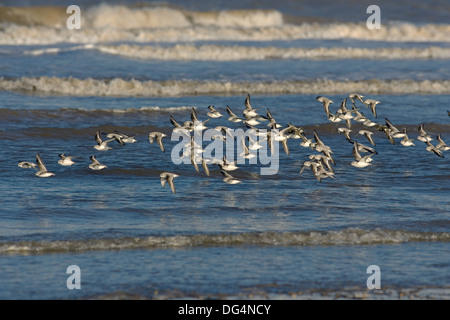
xmin=64 ymin=105 xmax=195 ymax=113
xmin=1 ymin=228 xmax=448 ymax=255
xmin=22 ymin=44 xmax=450 ymax=61
xmin=0 ymin=5 xmax=284 ymax=29
xmin=0 ymin=106 xmax=193 ymax=116
xmin=1 ymin=5 xmax=450 ymax=44
xmin=1 ymin=76 xmax=450 ymax=96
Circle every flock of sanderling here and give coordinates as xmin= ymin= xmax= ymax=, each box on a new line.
xmin=307 ymin=94 xmax=449 ymax=181
xmin=263 ymin=93 xmax=449 ymax=183
xmin=17 ymin=93 xmax=449 ymax=193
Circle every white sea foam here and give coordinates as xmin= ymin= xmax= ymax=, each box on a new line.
xmin=93 ymin=44 xmax=450 ymax=61
xmin=20 ymin=43 xmax=450 ymax=61
xmin=93 ymin=286 xmax=450 ymax=300
xmin=83 ymin=4 xmax=284 ymax=29
xmin=2 ymin=22 xmax=450 ymax=45
xmin=1 ymin=76 xmax=449 ymax=96
xmin=1 ymin=228 xmax=448 ymax=255
xmin=23 ymin=44 xmax=95 ymax=56
xmin=70 ymin=106 xmax=196 ymax=113
xmin=0 ymin=5 xmax=283 ymax=29
xmin=0 ymin=5 xmax=449 ymax=44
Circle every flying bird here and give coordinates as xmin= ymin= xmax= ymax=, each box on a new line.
xmin=35 ymin=153 xmax=55 ymax=177
xmin=316 ymin=96 xmax=333 ymax=118
xmin=94 ymin=131 xmax=117 ymax=151
xmin=89 ymin=155 xmax=107 ymax=170
xmin=149 ymin=132 xmax=167 ymax=152
xmin=160 ymin=172 xmax=179 ymax=194
xmin=58 ymin=154 xmax=78 ymax=166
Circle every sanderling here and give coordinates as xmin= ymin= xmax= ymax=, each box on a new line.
xmin=309 ymin=154 xmax=334 ymax=172
xmin=384 ymin=118 xmax=406 ymax=144
xmin=108 ymin=130 xmax=137 ymax=144
xmin=271 ymin=126 xmax=294 ymax=156
xmin=202 ymin=158 xmax=210 ymax=176
xmin=160 ymin=172 xmax=179 ymax=193
xmin=221 ymin=170 xmax=241 ymax=184
xmin=35 ymin=153 xmax=55 ymax=177
xmin=170 ymin=115 xmax=188 ymax=134
xmin=207 ymin=105 xmax=223 ymax=118
xmin=436 ymin=134 xmax=450 ymax=151
xmin=352 ymin=108 xmax=368 ymax=123
xmin=89 ymin=155 xmax=107 ymax=170
xmin=265 ymin=108 xmax=282 ymax=129
xmin=214 ymin=126 xmax=235 ymax=141
xmin=218 ymin=156 xmax=238 ymax=172
xmin=362 ymin=117 xmax=378 ymax=128
xmin=58 ymin=154 xmax=78 ymax=166
xmin=386 ymin=118 xmax=406 ymax=138
xmin=377 ymin=124 xmax=396 ymax=145
xmin=400 ymin=134 xmax=415 ymax=147
xmin=243 ymin=94 xmax=258 ymax=118
xmin=327 ymin=110 xmax=344 ymax=124
xmin=336 ymin=98 xmax=353 ymax=128
xmin=18 ymin=161 xmax=37 ymax=169
xmin=243 ymin=116 xmax=261 ymax=127
xmin=316 ymin=96 xmax=333 ymax=118
xmin=239 ymin=136 xmax=257 ymax=160
xmin=350 ymin=141 xmax=373 ymax=168
xmin=226 ymin=105 xmax=244 ymax=123
xmin=149 ymin=132 xmax=167 ymax=153
xmin=364 ymin=99 xmax=380 ymax=118
xmin=313 ymin=130 xmax=334 ymax=164
xmin=94 ymin=131 xmax=116 ymax=151
xmin=299 ymin=133 xmax=315 ymax=149
xmin=417 ymin=124 xmax=433 ymax=142
xmin=337 ymin=127 xmax=352 ymax=140
xmin=425 ymin=141 xmax=444 ymax=158
xmin=284 ymin=124 xmax=304 ymax=140
xmin=188 ymin=136 xmax=203 ymax=173
xmin=348 ymin=93 xmax=365 ymax=106
xmin=356 ymin=130 xmax=376 ymax=146
xmin=347 ymin=139 xmax=377 ymax=154
xmin=300 ymin=160 xmax=334 ymax=182
xmin=247 ymin=135 xmax=264 ymax=151
xmin=191 ymin=107 xmax=210 ymax=131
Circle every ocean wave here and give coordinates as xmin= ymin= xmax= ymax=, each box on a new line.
xmin=66 ymin=106 xmax=196 ymax=113
xmin=0 ymin=106 xmax=196 ymax=138
xmin=1 ymin=228 xmax=448 ymax=255
xmin=0 ymin=5 xmax=283 ymax=29
xmin=1 ymin=76 xmax=450 ymax=96
xmin=0 ymin=106 xmax=193 ymax=116
xmin=22 ymin=44 xmax=96 ymax=56
xmin=0 ymin=5 xmax=449 ymax=44
xmin=92 ymin=286 xmax=450 ymax=300
xmin=2 ymin=22 xmax=449 ymax=45
xmin=89 ymin=44 xmax=450 ymax=61
xmin=86 ymin=4 xmax=284 ymax=29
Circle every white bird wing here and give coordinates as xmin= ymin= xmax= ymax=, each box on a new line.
xmin=167 ymin=175 xmax=176 ymax=193
xmin=95 ymin=131 xmax=103 ymax=144
xmin=385 ymin=118 xmax=400 ymax=134
xmin=156 ymin=134 xmax=165 ymax=152
xmin=226 ymin=105 xmax=239 ymax=118
xmin=36 ymin=153 xmax=47 ymax=172
xmin=244 ymin=94 xmax=252 ymax=110
xmin=352 ymin=143 xmax=362 ymax=161
xmin=202 ymin=159 xmax=210 ymax=176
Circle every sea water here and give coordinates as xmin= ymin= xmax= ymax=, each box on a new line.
xmin=0 ymin=0 xmax=449 ymax=300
